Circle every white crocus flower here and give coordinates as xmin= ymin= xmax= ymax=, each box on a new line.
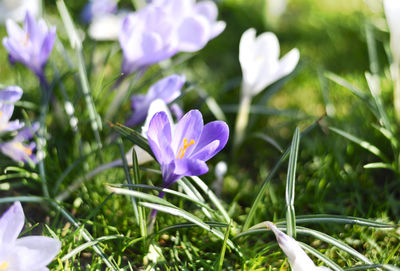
xmin=234 ymin=28 xmax=299 ymax=149
xmin=383 ymin=0 xmax=400 ymax=122
xmin=0 ymin=0 xmax=40 ymax=24
xmin=88 ymin=12 xmax=129 ymax=41
xmin=266 ymin=222 xmax=332 ymax=271
xmin=0 ymin=201 xmax=61 ymax=270
xmin=383 ymin=0 xmax=400 ymax=65
xmin=239 ymin=28 xmax=299 ymax=97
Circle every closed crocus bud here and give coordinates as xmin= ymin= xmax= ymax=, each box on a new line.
xmin=239 ymin=28 xmax=299 ymax=97
xmin=266 ymin=222 xmax=332 ymax=271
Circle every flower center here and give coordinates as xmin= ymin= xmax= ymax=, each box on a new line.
xmin=0 ymin=261 xmax=9 ymax=270
xmin=176 ymin=138 xmax=195 ymax=159
xmin=21 ymin=33 xmax=29 ymax=46
xmin=13 ymin=142 xmax=32 ymax=156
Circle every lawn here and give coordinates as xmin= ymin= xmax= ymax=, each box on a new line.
xmin=0 ymin=0 xmax=399 ymax=270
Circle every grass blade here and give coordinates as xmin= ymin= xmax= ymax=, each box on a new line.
xmin=243 ymin=119 xmax=320 ymax=231
xmin=216 ymin=220 xmax=232 ymax=271
xmin=329 ymin=127 xmax=388 ymax=161
xmin=189 ymin=176 xmax=231 ymax=223
xmin=139 ymin=202 xmax=242 ymax=256
xmin=300 ymin=242 xmax=343 ymax=271
xmin=285 ymin=127 xmax=300 ymax=238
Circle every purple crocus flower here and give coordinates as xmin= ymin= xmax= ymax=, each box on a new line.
xmin=147 ymin=109 xmax=229 ymax=189
xmin=0 ymin=123 xmax=39 ymax=164
xmin=0 ymin=86 xmax=24 ymax=133
xmin=126 ymin=74 xmax=185 ymax=127
xmin=0 ymin=201 xmax=61 ymax=270
xmin=81 ymin=0 xmax=118 ymax=23
xmin=119 ymin=0 xmax=225 ymax=75
xmin=2 ymin=11 xmax=56 ymax=79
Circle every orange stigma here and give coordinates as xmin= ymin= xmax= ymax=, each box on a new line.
xmin=176 ymin=138 xmax=195 ymax=159
xmin=14 ymin=142 xmax=32 ymax=156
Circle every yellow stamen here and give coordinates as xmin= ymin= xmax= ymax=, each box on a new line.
xmin=21 ymin=33 xmax=29 ymax=46
xmin=176 ymin=138 xmax=195 ymax=159
xmin=13 ymin=142 xmax=32 ymax=156
xmin=0 ymin=111 xmax=2 ymax=118
xmin=0 ymin=261 xmax=9 ymax=270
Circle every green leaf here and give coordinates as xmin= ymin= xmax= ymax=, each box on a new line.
xmin=300 ymin=242 xmax=343 ymax=271
xmin=139 ymin=202 xmax=242 ymax=256
xmin=329 ymin=127 xmax=388 ymax=161
xmin=243 ymin=119 xmax=320 ymax=231
xmin=285 ymin=127 xmax=300 ymax=238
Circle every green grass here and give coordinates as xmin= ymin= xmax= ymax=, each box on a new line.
xmin=0 ymin=0 xmax=399 ymax=270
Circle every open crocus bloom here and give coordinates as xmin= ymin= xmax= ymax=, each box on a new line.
xmin=384 ymin=0 xmax=400 ymax=65
xmin=2 ymin=11 xmax=56 ymax=78
xmin=126 ymin=74 xmax=185 ymax=127
xmin=266 ymin=222 xmax=331 ymax=271
xmin=119 ymin=0 xmax=225 ymax=75
xmin=147 ymin=109 xmax=229 ymax=188
xmin=0 ymin=123 xmax=39 ymax=164
xmin=239 ymin=28 xmax=299 ymax=97
xmin=0 ymin=86 xmax=24 ymax=133
xmin=0 ymin=201 xmax=61 ymax=270
xmin=0 ymin=0 xmax=40 ymax=24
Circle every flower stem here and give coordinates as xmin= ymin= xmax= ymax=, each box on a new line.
xmin=233 ymin=94 xmax=252 ymax=151
xmin=37 ymin=71 xmax=50 ymax=198
xmin=393 ymin=65 xmax=400 ymax=123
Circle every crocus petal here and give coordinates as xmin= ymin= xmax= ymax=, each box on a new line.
xmin=384 ymin=0 xmax=400 ymax=64
xmin=15 ymin=122 xmax=39 ymax=141
xmin=266 ymin=222 xmax=332 ymax=271
xmin=88 ymin=12 xmax=126 ymax=41
xmin=146 ymin=74 xmax=185 ymax=103
xmin=274 ymin=48 xmax=300 ymax=80
xmin=0 ymin=201 xmax=24 ymax=244
xmin=174 ymin=158 xmax=209 ymax=176
xmin=39 ymin=27 xmax=56 ymax=66
xmin=177 ymin=15 xmax=210 ymax=52
xmin=191 ymin=121 xmax=229 ymax=161
xmin=15 ymin=236 xmax=61 ymax=268
xmin=0 ymin=86 xmax=23 ymax=102
xmin=147 ymin=111 xmax=174 ymax=164
xmin=195 ymin=1 xmax=218 ymax=22
xmin=171 ymin=109 xmax=203 ymax=156
xmin=142 ymin=99 xmax=173 ymax=137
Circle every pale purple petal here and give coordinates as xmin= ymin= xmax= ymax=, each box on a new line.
xmin=191 ymin=121 xmax=229 ymax=161
xmin=171 ymin=109 xmax=203 ymax=156
xmin=174 ymin=158 xmax=209 ymax=176
xmin=14 ymin=236 xmax=61 ymax=268
xmin=127 ymin=75 xmax=185 ymax=127
xmin=161 ymin=161 xmax=180 ymax=187
xmin=0 ymin=201 xmax=24 ymax=244
xmin=147 ymin=111 xmax=174 ymax=164
xmin=15 ymin=122 xmax=39 ymax=141
xmin=0 ymin=86 xmax=23 ymax=102
xmin=177 ymin=16 xmax=210 ymax=52
xmin=0 ymin=140 xmax=37 ymax=163
xmin=147 ymin=74 xmax=185 ymax=103
xmin=39 ymin=27 xmax=56 ymax=66
xmin=195 ymin=1 xmax=218 ymax=21
xmin=170 ymin=103 xmax=184 ymax=120
xmin=81 ymin=0 xmax=117 ymax=23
